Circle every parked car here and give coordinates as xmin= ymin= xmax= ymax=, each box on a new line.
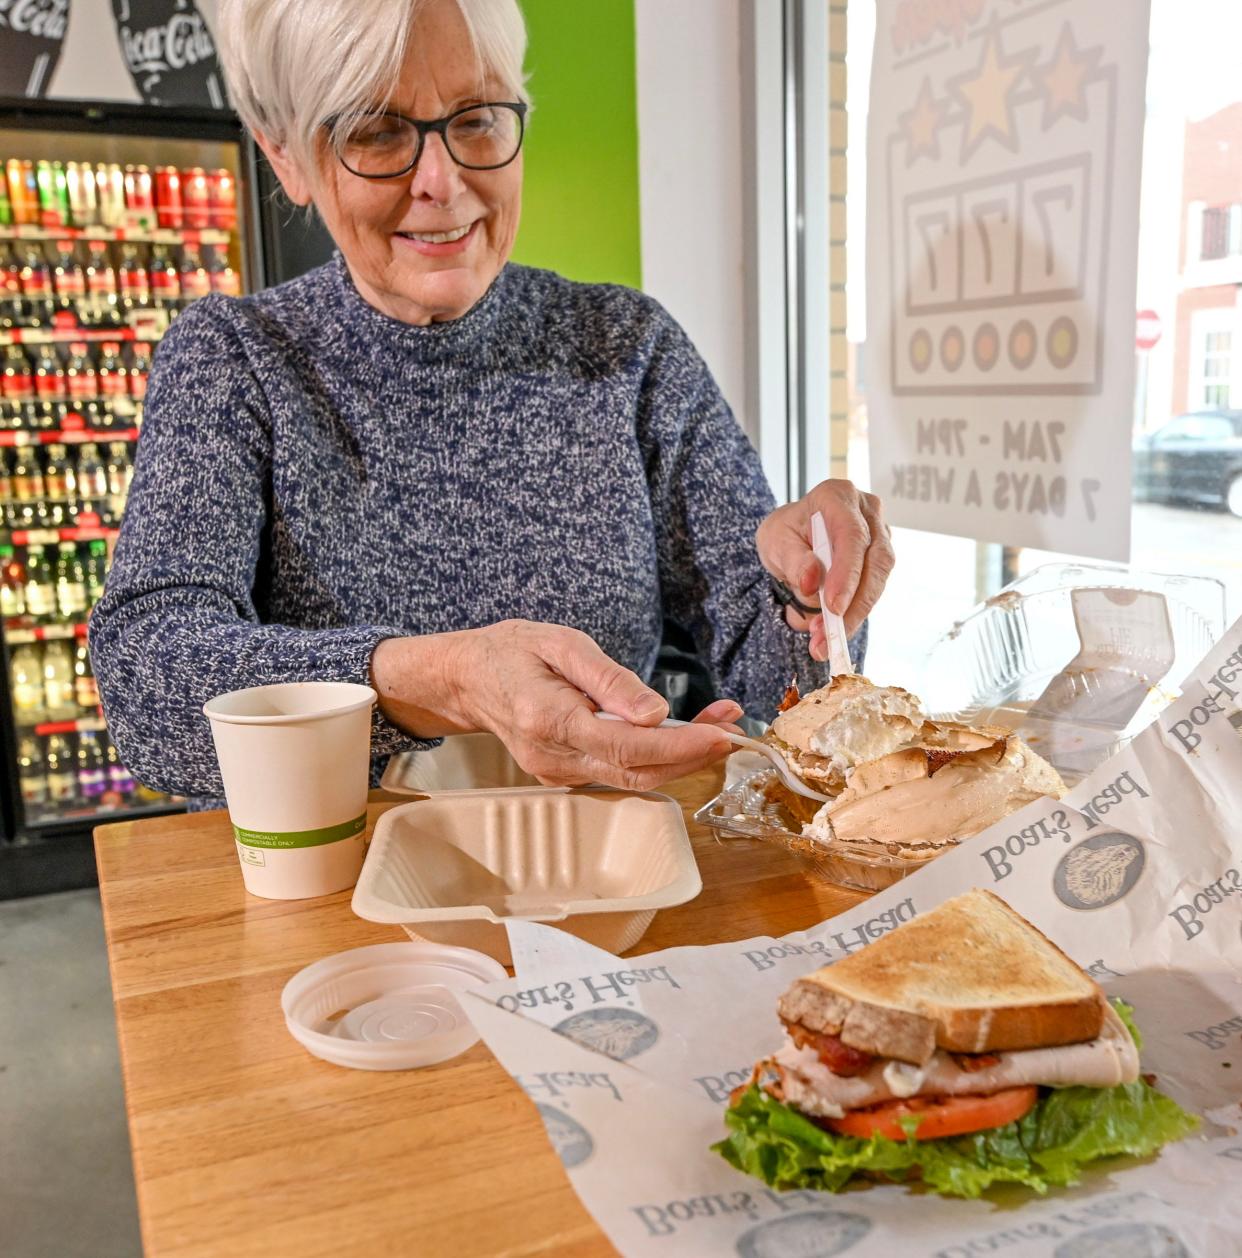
xmin=1132 ymin=410 xmax=1242 ymax=517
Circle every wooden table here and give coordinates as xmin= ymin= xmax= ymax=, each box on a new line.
xmin=95 ymin=769 xmax=868 ymax=1258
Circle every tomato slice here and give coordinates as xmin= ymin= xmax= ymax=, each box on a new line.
xmin=825 ymin=1085 xmax=1038 ymax=1142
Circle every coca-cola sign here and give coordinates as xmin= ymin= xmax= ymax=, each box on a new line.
xmin=0 ymin=0 xmax=70 ymax=97
xmin=111 ymin=0 xmax=229 ymax=108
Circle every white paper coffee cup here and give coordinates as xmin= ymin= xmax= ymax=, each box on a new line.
xmin=203 ymin=682 xmax=377 ymax=900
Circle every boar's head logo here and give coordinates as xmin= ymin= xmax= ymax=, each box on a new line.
xmin=1054 ymin=831 xmax=1146 ymax=910
xmin=553 ymin=1008 xmax=659 ymax=1061
xmin=533 ymin=1104 xmax=593 ymax=1170
xmin=1053 ymin=1221 xmax=1190 ymax=1257
xmin=735 ymin=1210 xmax=872 ymax=1258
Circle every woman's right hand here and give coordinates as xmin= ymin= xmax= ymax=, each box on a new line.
xmin=370 ymin=619 xmax=738 ymax=791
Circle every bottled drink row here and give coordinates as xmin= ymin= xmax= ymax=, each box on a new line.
xmin=2 ymin=338 xmax=150 ymax=427
xmin=19 ymin=728 xmax=160 ymax=817
xmin=2 ymin=237 xmax=240 ymax=329
xmin=0 ymin=441 xmax=132 ymax=531
xmin=3 ymin=157 xmax=237 ymax=232
xmin=9 ymin=635 xmax=98 ymax=723
xmin=1 ymin=538 xmax=110 ymax=626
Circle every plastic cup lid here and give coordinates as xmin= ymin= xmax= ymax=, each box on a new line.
xmin=281 ymin=941 xmax=507 ymax=1070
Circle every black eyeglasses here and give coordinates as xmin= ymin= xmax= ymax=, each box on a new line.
xmin=329 ymin=101 xmax=528 ymax=178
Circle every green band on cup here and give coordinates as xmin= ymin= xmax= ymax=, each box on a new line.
xmin=233 ymin=813 xmax=366 ymax=850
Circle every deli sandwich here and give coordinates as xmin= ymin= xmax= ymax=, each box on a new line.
xmin=717 ymin=889 xmax=1197 ymax=1198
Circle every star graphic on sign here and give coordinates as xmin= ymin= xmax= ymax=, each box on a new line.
xmin=1034 ymin=22 xmax=1103 ymax=129
xmin=946 ymin=22 xmax=1037 ymax=164
xmin=898 ymin=77 xmax=949 ymax=165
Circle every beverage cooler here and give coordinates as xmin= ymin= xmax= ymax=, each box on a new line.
xmin=0 ymin=97 xmax=332 ymax=897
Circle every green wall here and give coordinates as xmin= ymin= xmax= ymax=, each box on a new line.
xmin=511 ymin=0 xmax=642 ymax=288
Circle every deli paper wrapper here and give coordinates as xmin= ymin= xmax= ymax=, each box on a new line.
xmin=465 ymin=620 xmax=1242 ymax=1257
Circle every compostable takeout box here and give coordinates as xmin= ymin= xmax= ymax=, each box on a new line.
xmin=353 ymin=734 xmax=702 ymax=965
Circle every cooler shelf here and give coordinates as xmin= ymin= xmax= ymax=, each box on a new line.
xmin=1 ymin=225 xmax=231 ymax=246
xmin=5 ymin=620 xmax=89 ymax=645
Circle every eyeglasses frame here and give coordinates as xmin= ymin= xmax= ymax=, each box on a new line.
xmin=328 ymin=100 xmax=529 ymax=179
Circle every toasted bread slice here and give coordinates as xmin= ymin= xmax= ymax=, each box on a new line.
xmin=777 ymin=889 xmax=1104 ymax=1065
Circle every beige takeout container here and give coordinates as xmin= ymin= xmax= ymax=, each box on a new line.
xmin=352 ymin=784 xmax=702 ymax=966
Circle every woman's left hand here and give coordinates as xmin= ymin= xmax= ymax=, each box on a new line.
xmin=755 ymin=480 xmax=896 ymax=660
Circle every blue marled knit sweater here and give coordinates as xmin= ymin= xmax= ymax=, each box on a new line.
xmin=89 ymin=254 xmax=851 ymax=798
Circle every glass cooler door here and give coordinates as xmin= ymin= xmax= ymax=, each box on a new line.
xmin=0 ymin=99 xmax=263 ymax=894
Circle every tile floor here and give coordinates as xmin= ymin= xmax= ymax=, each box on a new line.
xmin=1 ymin=889 xmax=142 ymax=1258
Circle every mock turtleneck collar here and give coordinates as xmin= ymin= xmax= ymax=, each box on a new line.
xmin=328 ymin=251 xmax=513 ymax=361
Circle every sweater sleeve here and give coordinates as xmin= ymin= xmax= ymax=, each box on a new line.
xmin=639 ymin=310 xmax=865 ymax=719
xmin=88 ymin=298 xmax=432 ymax=798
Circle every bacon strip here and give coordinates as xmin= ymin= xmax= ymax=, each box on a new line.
xmin=950 ymin=1051 xmax=1003 ymax=1073
xmin=786 ymin=1020 xmax=875 ymax=1077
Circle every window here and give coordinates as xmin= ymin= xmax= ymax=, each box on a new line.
xmin=1201 ymin=206 xmax=1231 ymax=259
xmin=1201 ymin=330 xmax=1234 ymax=406
xmin=845 ymin=0 xmax=1242 ymax=688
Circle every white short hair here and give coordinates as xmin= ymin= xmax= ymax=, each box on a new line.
xmin=215 ymin=0 xmax=528 ymax=177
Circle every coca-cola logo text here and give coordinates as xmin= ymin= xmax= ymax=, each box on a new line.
xmin=119 ymin=12 xmax=215 ymax=77
xmin=0 ymin=0 xmax=69 ymax=40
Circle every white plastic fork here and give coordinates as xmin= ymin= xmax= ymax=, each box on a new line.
xmin=594 ymin=711 xmax=832 ymax=804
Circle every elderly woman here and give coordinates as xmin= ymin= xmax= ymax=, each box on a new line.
xmin=89 ymin=0 xmax=894 ymax=799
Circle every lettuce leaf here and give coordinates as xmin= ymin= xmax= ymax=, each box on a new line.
xmin=715 ymin=1077 xmax=1198 ymax=1200
xmin=1111 ymin=997 xmax=1144 ymax=1051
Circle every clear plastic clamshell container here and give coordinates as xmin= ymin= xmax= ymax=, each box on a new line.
xmin=359 ymin=736 xmax=702 ymax=965
xmin=694 ymin=756 xmax=931 ymax=893
xmin=695 ymin=563 xmax=1226 ymax=891
xmin=919 ymin=563 xmax=1225 ymax=784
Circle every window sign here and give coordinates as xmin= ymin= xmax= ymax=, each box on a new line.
xmin=865 ymin=0 xmax=1151 ymax=560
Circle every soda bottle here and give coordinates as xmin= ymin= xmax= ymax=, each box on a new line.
xmin=2 ymin=345 xmax=34 ymax=402
xmin=76 ymin=729 xmax=108 ymax=802
xmin=46 ymin=733 xmax=79 ymax=805
xmin=17 ymin=161 xmax=40 ymax=228
xmin=204 ymin=243 xmax=241 ymax=297
xmin=0 ymin=541 xmax=26 ymax=625
xmin=42 ymin=640 xmax=75 ymax=716
xmin=178 ymin=245 xmax=211 ymax=302
xmin=43 ymin=442 xmax=74 ymax=501
xmin=66 ymin=162 xmax=99 ymax=229
xmin=98 ymin=342 xmax=129 ymax=400
xmin=12 ymin=446 xmax=45 ymax=501
xmin=19 ymin=244 xmax=52 ymax=300
xmin=207 ymin=168 xmax=237 ymax=231
xmin=118 ymin=243 xmax=151 ymax=308
xmin=33 ymin=345 xmax=66 ymax=401
xmin=76 ymin=443 xmax=109 ymax=501
xmin=85 ymin=240 xmax=118 ymax=305
xmin=24 ymin=547 xmax=57 ymax=623
xmin=74 ymin=638 xmax=100 ymax=711
xmin=85 ymin=539 xmax=108 ymax=607
xmin=0 ymin=172 xmax=10 ymax=227
xmin=1 ymin=243 xmax=22 ymax=300
xmin=106 ymin=443 xmax=133 ymax=517
xmin=51 ymin=240 xmax=85 ymax=307
xmin=65 ymin=344 xmax=99 ymax=402
xmin=129 ymin=342 xmax=152 ymax=399
xmin=105 ymin=736 xmax=136 ymax=801
xmin=148 ymin=244 xmax=180 ymax=308
xmin=110 ymin=1 xmax=227 ymax=107
xmin=55 ymin=541 xmax=88 ymax=619
xmin=17 ymin=735 xmax=48 ymax=811
xmin=11 ymin=643 xmax=44 ymax=720
xmin=0 ymin=450 xmax=12 ymax=506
